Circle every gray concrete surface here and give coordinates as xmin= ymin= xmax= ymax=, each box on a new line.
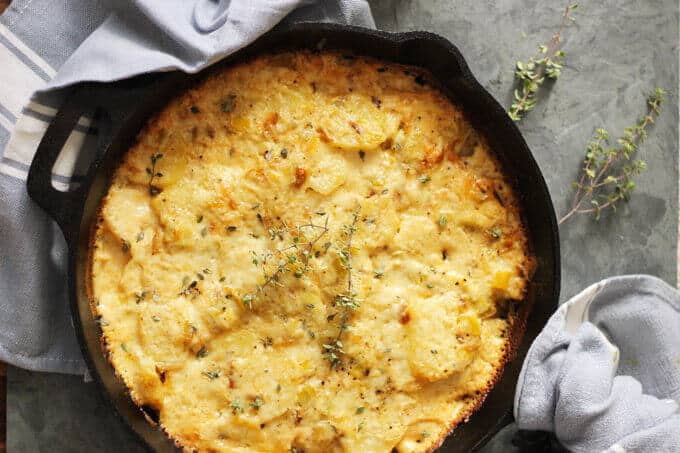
xmin=8 ymin=0 xmax=678 ymax=451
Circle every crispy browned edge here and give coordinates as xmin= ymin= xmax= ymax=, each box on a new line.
xmin=84 ymin=51 xmax=537 ymax=453
xmin=424 ymin=248 xmax=535 ymax=453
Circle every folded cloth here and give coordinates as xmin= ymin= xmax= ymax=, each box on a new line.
xmin=0 ymin=0 xmax=374 ymax=375
xmin=515 ymin=274 xmax=680 ymax=453
xmin=46 ymin=0 xmax=375 ymax=91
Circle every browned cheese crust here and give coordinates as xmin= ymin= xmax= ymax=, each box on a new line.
xmin=88 ymin=51 xmax=535 ymax=452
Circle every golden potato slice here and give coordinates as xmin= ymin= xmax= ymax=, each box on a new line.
xmin=317 ymin=93 xmax=400 ymax=151
xmin=406 ymin=294 xmax=482 ymax=382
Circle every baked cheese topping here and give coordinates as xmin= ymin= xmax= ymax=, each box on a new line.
xmin=89 ymin=52 xmax=534 ymax=452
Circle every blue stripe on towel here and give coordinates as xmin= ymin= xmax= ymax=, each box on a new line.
xmin=0 ymin=102 xmax=17 ymax=123
xmin=22 ymin=106 xmax=98 ymax=135
xmin=0 ymin=123 xmax=9 ymax=157
xmin=1 ymin=155 xmax=84 ymax=183
xmin=0 ymin=33 xmax=52 ymax=82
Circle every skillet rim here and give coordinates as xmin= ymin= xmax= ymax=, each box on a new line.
xmin=28 ymin=22 xmax=561 ymax=453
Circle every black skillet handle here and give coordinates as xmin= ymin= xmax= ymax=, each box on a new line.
xmin=27 ymin=88 xmax=90 ymax=237
xmin=25 ymin=74 xmax=176 ymax=240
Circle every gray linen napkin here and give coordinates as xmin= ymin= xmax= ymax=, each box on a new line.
xmin=515 ymin=274 xmax=680 ymax=452
xmin=45 ymin=0 xmax=375 ymax=91
xmin=0 ymin=0 xmax=374 ymax=375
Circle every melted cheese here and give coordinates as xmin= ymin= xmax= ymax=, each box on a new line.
xmin=89 ymin=52 xmax=534 ymax=453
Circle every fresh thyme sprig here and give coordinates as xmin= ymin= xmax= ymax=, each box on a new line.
xmin=324 ymin=206 xmax=361 ymax=369
xmin=242 ymin=216 xmax=330 ymax=308
xmin=560 ymin=88 xmax=665 ymax=224
xmin=146 ymin=153 xmax=163 ymax=196
xmin=508 ymin=4 xmax=577 ymax=121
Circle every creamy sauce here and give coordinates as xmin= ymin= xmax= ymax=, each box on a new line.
xmin=90 ymin=52 xmax=534 ymax=452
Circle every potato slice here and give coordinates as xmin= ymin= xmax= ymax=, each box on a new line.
xmin=317 ymin=93 xmax=399 ymax=151
xmin=405 ymin=294 xmax=482 ymax=382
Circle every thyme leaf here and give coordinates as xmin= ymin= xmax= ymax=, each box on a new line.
xmin=147 ymin=153 xmax=164 ymax=196
xmin=202 ymin=370 xmax=221 ymax=380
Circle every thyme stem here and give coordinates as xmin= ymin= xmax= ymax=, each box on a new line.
xmin=508 ymin=4 xmax=577 ymax=121
xmin=324 ymin=206 xmax=361 ymax=369
xmin=559 ymin=88 xmax=665 ymax=224
xmin=244 ymin=217 xmax=330 ymax=307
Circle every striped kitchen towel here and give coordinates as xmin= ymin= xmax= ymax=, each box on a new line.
xmin=0 ymin=0 xmax=374 ymax=375
xmin=0 ymin=1 xmax=108 ymax=376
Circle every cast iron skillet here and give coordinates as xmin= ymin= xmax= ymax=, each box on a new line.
xmin=26 ymin=23 xmax=560 ymax=452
